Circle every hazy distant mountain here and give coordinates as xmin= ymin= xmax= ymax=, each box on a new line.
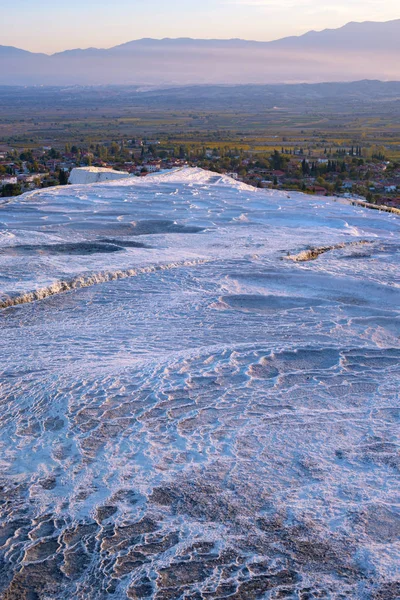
xmin=270 ymin=19 xmax=400 ymax=51
xmin=1 ymin=20 xmax=399 ymax=85
xmin=0 ymin=46 xmax=32 ymax=57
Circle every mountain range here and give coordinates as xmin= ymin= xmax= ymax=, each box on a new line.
xmin=1 ymin=20 xmax=399 ymax=85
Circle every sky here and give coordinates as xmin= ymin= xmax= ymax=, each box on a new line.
xmin=2 ymin=0 xmax=399 ymax=53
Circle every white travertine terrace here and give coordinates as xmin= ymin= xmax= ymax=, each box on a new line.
xmin=0 ymin=168 xmax=399 ymax=599
xmin=68 ymin=166 xmax=130 ymax=184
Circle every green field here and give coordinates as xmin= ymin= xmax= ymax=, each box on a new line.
xmin=1 ymin=84 xmax=399 ymax=159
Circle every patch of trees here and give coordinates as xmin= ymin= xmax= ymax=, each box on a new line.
xmin=1 ymin=184 xmax=22 ymax=197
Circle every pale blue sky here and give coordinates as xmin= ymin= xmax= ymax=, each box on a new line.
xmin=2 ymin=0 xmax=399 ymax=53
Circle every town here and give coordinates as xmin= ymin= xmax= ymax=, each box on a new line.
xmin=1 ymin=139 xmax=399 ymax=208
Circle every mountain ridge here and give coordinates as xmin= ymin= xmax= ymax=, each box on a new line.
xmin=2 ymin=19 xmax=399 ymax=56
xmin=1 ymin=19 xmax=399 ymax=85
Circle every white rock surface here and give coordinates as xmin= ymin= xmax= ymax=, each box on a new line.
xmin=68 ymin=166 xmax=130 ymax=184
xmin=0 ymin=167 xmax=399 ymax=598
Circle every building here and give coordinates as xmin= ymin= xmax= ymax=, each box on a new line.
xmin=0 ymin=176 xmax=17 ymax=187
xmin=145 ymin=161 xmax=162 ymax=173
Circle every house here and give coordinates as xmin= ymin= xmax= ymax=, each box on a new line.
xmin=168 ymin=159 xmax=187 ymax=168
xmin=17 ymin=174 xmax=38 ymax=183
xmin=145 ymin=160 xmax=162 ymax=173
xmin=0 ymin=176 xmax=17 ymax=187
xmin=45 ymin=160 xmax=60 ymax=171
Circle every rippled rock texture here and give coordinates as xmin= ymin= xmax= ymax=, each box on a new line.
xmin=0 ymin=168 xmax=399 ymax=599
